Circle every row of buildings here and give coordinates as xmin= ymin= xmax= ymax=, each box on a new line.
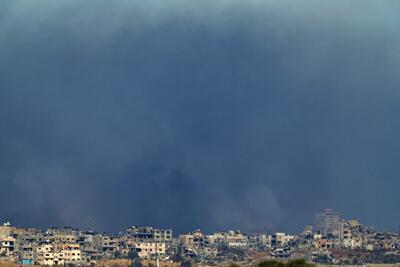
xmin=0 ymin=224 xmax=172 ymax=265
xmin=1 ymin=209 xmax=400 ymax=265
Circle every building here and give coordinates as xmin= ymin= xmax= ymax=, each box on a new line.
xmin=35 ymin=244 xmax=65 ymax=265
xmin=133 ymin=242 xmax=166 ymax=259
xmin=127 ymin=226 xmax=172 ymax=242
xmin=313 ymin=237 xmax=340 ymax=250
xmin=179 ymin=230 xmax=217 ymax=259
xmin=314 ymin=209 xmax=341 ymax=237
xmin=62 ymin=247 xmax=82 ymax=264
xmin=271 ymin=233 xmax=294 ymax=247
xmin=0 ymin=222 xmax=15 ymax=239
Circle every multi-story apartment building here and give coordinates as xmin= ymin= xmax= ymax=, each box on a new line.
xmin=0 ymin=236 xmax=16 ymax=260
xmin=62 ymin=247 xmax=82 ymax=264
xmin=180 ymin=230 xmax=217 ymax=258
xmin=127 ymin=226 xmax=172 ymax=242
xmin=134 ymin=242 xmax=166 ymax=259
xmin=36 ymin=244 xmax=64 ymax=265
xmin=314 ymin=209 xmax=341 ymax=237
xmin=271 ymin=233 xmax=295 ymax=247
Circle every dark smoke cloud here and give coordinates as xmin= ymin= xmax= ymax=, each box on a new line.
xmin=1 ymin=0 xmax=400 ymax=233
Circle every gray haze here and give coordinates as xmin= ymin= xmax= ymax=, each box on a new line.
xmin=1 ymin=0 xmax=400 ymax=233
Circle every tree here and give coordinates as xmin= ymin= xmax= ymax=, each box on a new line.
xmin=181 ymin=260 xmax=192 ymax=267
xmin=258 ymin=260 xmax=285 ymax=267
xmin=128 ymin=250 xmax=139 ymax=260
xmin=313 ymin=254 xmax=330 ymax=264
xmin=257 ymin=259 xmax=316 ymax=267
xmin=131 ymin=258 xmax=142 ymax=267
xmin=114 ymin=250 xmax=122 ymax=258
xmin=287 ymin=259 xmax=315 ymax=267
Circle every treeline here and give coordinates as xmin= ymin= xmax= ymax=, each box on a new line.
xmin=229 ymin=259 xmax=316 ymax=267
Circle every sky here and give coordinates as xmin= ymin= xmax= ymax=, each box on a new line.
xmin=1 ymin=0 xmax=400 ymax=234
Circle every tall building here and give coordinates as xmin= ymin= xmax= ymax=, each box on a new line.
xmin=314 ymin=209 xmax=341 ymax=236
xmin=127 ymin=226 xmax=172 ymax=242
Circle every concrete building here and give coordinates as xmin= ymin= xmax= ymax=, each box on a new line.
xmin=51 ymin=233 xmax=77 ymax=244
xmin=313 ymin=237 xmax=340 ymax=250
xmin=99 ymin=235 xmax=118 ymax=257
xmin=127 ymin=226 xmax=172 ymax=242
xmin=62 ymin=248 xmax=82 ymax=264
xmin=36 ymin=244 xmax=65 ymax=265
xmin=314 ymin=209 xmax=341 ymax=236
xmin=179 ymin=230 xmax=217 ymax=259
xmin=271 ymin=233 xmax=294 ymax=247
xmin=134 ymin=242 xmax=166 ymax=259
xmin=0 ymin=236 xmax=16 ymax=260
xmin=0 ymin=222 xmax=15 ymax=239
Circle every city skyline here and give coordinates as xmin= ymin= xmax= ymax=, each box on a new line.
xmin=1 ymin=208 xmax=398 ymax=235
xmin=1 ymin=208 xmax=400 ymax=265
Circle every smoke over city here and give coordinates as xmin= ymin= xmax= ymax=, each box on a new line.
xmin=0 ymin=0 xmax=400 ymax=233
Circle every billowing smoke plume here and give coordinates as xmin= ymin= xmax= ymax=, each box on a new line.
xmin=0 ymin=0 xmax=400 ymax=233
